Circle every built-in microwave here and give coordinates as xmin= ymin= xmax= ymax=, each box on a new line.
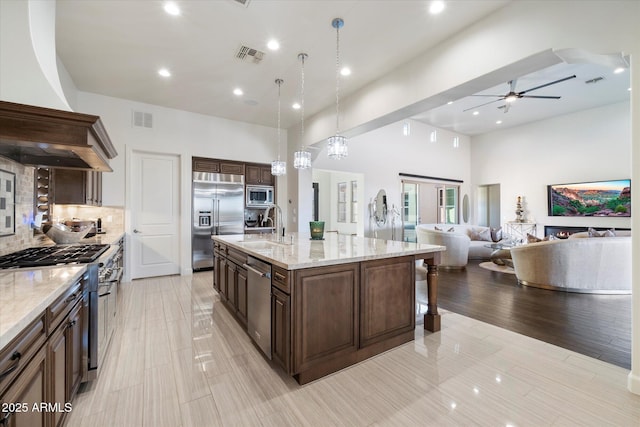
xmin=246 ymin=185 xmax=274 ymax=206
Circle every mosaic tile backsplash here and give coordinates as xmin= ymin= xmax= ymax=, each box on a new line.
xmin=0 ymin=157 xmax=124 ymax=256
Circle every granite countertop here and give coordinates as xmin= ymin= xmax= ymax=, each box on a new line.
xmin=213 ymin=233 xmax=445 ymax=270
xmin=0 ymin=265 xmax=87 ymax=349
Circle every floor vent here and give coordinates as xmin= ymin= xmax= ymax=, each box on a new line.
xmin=132 ymin=111 xmax=153 ymax=128
xmin=235 ymin=45 xmax=264 ymax=64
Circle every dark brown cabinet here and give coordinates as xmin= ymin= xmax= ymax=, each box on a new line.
xmin=1 ymin=278 xmax=84 ymax=427
xmin=245 ymin=164 xmax=273 ymax=185
xmin=213 ymin=243 xmax=247 ymax=327
xmin=271 ymin=287 xmax=290 ymax=373
xmin=0 ymin=346 xmax=48 ymax=427
xmin=51 ymin=169 xmax=102 ymax=206
xmin=193 ymin=157 xmax=244 ymax=175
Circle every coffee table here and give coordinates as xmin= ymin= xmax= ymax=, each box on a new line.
xmin=485 ymin=243 xmax=514 ymax=267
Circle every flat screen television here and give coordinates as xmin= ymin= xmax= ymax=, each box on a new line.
xmin=548 ymin=179 xmax=631 ymax=217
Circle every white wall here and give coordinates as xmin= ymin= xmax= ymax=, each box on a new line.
xmin=471 ymin=101 xmax=631 ymax=235
xmin=76 ymin=91 xmax=285 ymax=275
xmin=311 ymin=119 xmax=470 ymax=239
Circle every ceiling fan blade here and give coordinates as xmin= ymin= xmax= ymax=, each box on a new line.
xmin=518 ymin=75 xmax=576 ymax=95
xmin=503 ymin=103 xmax=511 ymax=113
xmin=520 ymin=95 xmax=561 ymax=99
xmin=469 ymin=94 xmax=507 ymax=98
xmin=463 ymin=98 xmax=502 ymax=112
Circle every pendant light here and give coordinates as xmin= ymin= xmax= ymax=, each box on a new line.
xmin=271 ymin=78 xmax=286 ymax=176
xmin=327 ymin=17 xmax=348 ymax=160
xmin=293 ymin=53 xmax=312 ymax=169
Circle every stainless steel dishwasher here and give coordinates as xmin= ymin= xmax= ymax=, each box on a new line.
xmin=244 ymin=256 xmax=272 ymax=359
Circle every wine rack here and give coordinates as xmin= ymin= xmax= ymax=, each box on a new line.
xmin=35 ymin=167 xmax=51 ymax=222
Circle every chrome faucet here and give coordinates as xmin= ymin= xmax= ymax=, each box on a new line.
xmin=264 ymin=204 xmax=284 ymax=242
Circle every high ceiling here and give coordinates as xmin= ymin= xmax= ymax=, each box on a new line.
xmin=55 ymin=0 xmax=629 ymax=136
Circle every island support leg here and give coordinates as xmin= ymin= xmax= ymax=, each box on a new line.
xmin=424 ymin=263 xmax=441 ymax=332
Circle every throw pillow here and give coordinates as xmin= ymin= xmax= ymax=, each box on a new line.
xmin=588 ymin=227 xmax=616 ymax=237
xmin=467 ymin=227 xmax=492 ymax=242
xmin=490 ymin=227 xmax=502 ymax=242
xmin=527 ymin=233 xmax=557 ymax=243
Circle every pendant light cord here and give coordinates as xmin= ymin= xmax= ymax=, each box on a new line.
xmin=335 ymin=23 xmax=341 ymax=135
xmin=276 ymin=79 xmax=282 ymax=161
xmin=300 ymin=53 xmax=306 ymax=151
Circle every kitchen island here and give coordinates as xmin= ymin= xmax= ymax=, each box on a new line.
xmin=212 ymin=233 xmax=444 ymax=384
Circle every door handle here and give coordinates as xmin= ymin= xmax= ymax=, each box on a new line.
xmin=133 ymin=229 xmax=142 ymax=233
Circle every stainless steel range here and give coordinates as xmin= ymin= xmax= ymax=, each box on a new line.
xmin=0 ymin=243 xmax=114 ymax=381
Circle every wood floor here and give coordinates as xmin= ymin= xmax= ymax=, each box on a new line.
xmin=66 ymin=272 xmax=640 ymax=427
xmin=434 ymin=262 xmax=632 ymax=369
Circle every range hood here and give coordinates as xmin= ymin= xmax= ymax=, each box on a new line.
xmin=0 ymin=101 xmax=117 ymax=172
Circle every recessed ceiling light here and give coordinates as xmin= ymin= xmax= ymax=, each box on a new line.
xmin=614 ymin=67 xmax=625 ymax=74
xmin=292 ymin=102 xmax=301 ymax=110
xmin=233 ymin=88 xmax=243 ymax=96
xmin=447 ymin=101 xmax=453 ymax=105
xmin=267 ymin=39 xmax=280 ymax=51
xmin=429 ymin=1 xmax=445 ymax=15
xmin=163 ymin=2 xmax=181 ymax=16
xmin=496 ymin=120 xmax=502 ymax=125
xmin=472 ymin=111 xmax=479 ymax=116
xmin=340 ymin=67 xmax=351 ymax=76
xmin=158 ymin=68 xmax=171 ymax=77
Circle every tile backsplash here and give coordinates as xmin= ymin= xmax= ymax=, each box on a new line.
xmin=0 ymin=158 xmax=40 ymax=256
xmin=0 ymin=157 xmax=125 ymax=256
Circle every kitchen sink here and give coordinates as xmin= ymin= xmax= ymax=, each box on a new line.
xmin=236 ymin=240 xmax=290 ymax=249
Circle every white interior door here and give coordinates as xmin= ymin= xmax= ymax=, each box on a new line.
xmin=130 ymin=150 xmax=180 ymax=279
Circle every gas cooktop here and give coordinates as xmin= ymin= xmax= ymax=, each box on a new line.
xmin=0 ymin=244 xmax=110 ymax=269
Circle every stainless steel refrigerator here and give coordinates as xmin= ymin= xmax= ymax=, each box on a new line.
xmin=192 ymin=172 xmax=244 ymax=271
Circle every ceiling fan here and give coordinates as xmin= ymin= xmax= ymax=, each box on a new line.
xmin=463 ymin=74 xmax=577 ymax=113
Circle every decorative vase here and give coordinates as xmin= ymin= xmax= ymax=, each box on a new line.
xmin=309 ymin=221 xmax=325 ymax=240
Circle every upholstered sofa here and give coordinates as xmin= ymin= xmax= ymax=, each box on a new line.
xmin=510 ymin=230 xmax=631 ymax=293
xmin=416 ymin=224 xmax=499 ymax=269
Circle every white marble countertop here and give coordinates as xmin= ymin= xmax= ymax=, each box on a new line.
xmin=83 ymin=230 xmax=125 ymax=246
xmin=0 ymin=265 xmax=86 ymax=349
xmin=213 ymin=233 xmax=445 ymax=270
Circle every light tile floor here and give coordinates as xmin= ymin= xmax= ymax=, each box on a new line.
xmin=66 ymin=273 xmax=640 ymax=427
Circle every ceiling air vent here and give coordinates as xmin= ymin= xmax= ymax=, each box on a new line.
xmin=132 ymin=110 xmax=153 ymax=128
xmin=231 ymin=0 xmax=251 ymax=7
xmin=235 ymin=45 xmax=264 ymax=64
xmin=585 ymin=76 xmax=605 ymax=84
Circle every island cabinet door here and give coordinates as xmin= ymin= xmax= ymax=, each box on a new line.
xmin=359 ymin=256 xmax=416 ymax=348
xmin=293 ymin=263 xmax=359 ymax=374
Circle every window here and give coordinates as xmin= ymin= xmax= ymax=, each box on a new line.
xmin=438 ymin=185 xmax=458 ymax=224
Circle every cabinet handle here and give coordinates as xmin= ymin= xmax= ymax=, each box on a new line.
xmin=65 ymin=293 xmax=78 ymax=303
xmin=0 ymin=409 xmax=13 ymax=426
xmin=68 ymin=319 xmax=77 ymax=328
xmin=274 ymin=271 xmax=286 ymax=282
xmin=0 ymin=351 xmax=21 ymax=381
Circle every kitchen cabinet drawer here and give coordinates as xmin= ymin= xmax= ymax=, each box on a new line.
xmin=47 ymin=279 xmax=83 ymax=335
xmin=227 ymin=247 xmax=246 ymax=266
xmin=0 ymin=315 xmax=46 ymax=397
xmin=272 ymin=265 xmax=290 ymax=294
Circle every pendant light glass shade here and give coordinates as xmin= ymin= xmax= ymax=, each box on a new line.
xmin=294 ymin=53 xmax=312 ymax=170
xmin=271 ymin=78 xmax=286 ymax=176
xmin=293 ymin=150 xmax=311 ymax=169
xmin=328 ymin=18 xmax=348 ymax=160
xmin=327 ymin=135 xmax=348 ymax=159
